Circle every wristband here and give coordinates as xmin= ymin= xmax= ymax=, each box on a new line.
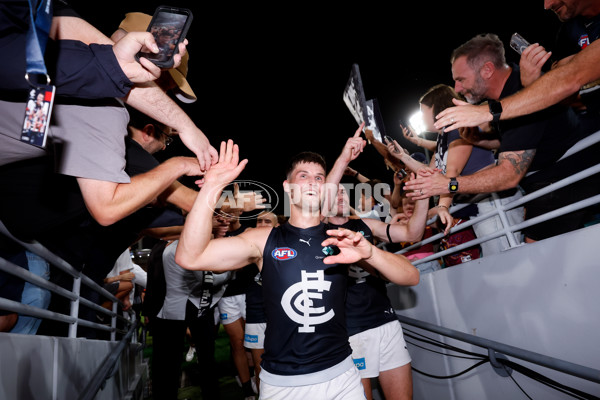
xmin=386 ymin=223 xmax=394 ymax=244
xmin=437 ymin=205 xmax=449 ymax=209
xmin=354 ymin=171 xmax=360 ymax=178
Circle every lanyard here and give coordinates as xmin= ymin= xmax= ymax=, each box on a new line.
xmin=25 ymin=0 xmax=53 ymax=83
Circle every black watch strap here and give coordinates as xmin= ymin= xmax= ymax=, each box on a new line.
xmin=488 ymin=99 xmax=503 ymax=132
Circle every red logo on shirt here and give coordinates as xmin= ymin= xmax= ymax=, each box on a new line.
xmin=271 ymin=248 xmax=297 ymax=260
xmin=579 ymin=34 xmax=590 ymax=49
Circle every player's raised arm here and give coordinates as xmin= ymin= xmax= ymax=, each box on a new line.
xmin=322 ymin=123 xmax=366 ymax=216
xmin=175 ymin=140 xmax=264 ymax=271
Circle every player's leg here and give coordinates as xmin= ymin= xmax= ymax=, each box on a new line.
xmin=379 ymin=363 xmax=413 ymax=400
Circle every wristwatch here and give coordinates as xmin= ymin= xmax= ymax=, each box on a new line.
xmin=448 ymin=177 xmax=459 ymax=193
xmin=488 ymin=99 xmax=503 ymax=132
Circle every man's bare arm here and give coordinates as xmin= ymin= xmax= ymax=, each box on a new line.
xmin=322 ymin=123 xmax=366 ymax=216
xmin=50 ymin=16 xmax=163 ymax=83
xmin=175 ymin=141 xmax=264 ymax=271
xmin=51 ymin=16 xmax=217 ymax=170
xmin=158 ymin=179 xmax=199 ymax=213
xmin=500 ymin=40 xmax=600 ymax=119
xmin=77 ymin=156 xmax=202 ymax=226
xmin=404 ymin=150 xmax=535 ymax=199
xmin=141 ymin=225 xmax=183 ymax=241
xmin=123 ymin=85 xmax=218 ymax=171
xmin=365 ymin=192 xmax=428 ymax=243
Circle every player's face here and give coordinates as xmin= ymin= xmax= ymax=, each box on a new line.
xmin=335 ymin=186 xmax=351 ymax=217
xmin=286 ymin=162 xmax=326 ymax=211
xmin=452 ymin=56 xmax=488 ymax=104
xmin=256 ymin=212 xmax=277 ymax=228
xmin=359 ymin=192 xmax=375 ymax=212
xmin=402 ymin=196 xmax=415 ymax=217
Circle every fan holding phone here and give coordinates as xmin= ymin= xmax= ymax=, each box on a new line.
xmin=510 ymin=32 xmax=553 ymax=88
xmin=136 ymin=6 xmax=193 ymax=68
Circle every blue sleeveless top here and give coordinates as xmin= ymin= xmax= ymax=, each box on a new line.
xmin=327 ymin=218 xmax=397 ymax=336
xmin=261 ymin=222 xmax=352 ymax=380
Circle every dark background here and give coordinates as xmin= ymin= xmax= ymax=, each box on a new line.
xmin=69 ymin=1 xmax=562 ymax=214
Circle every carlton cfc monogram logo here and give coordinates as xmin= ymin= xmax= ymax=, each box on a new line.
xmin=348 ymin=265 xmax=370 ymax=284
xmin=271 ymin=247 xmax=297 ymax=260
xmin=281 ymin=270 xmax=334 ymax=333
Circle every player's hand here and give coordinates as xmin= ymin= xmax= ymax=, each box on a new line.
xmin=203 ymin=140 xmax=248 ymax=190
xmin=321 ymin=228 xmax=373 ymax=265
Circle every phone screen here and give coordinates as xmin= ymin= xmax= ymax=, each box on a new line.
xmin=137 ymin=8 xmax=192 ymax=66
xmin=148 ymin=12 xmax=187 ymax=61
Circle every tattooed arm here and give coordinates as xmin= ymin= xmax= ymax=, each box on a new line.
xmin=404 ymin=150 xmax=535 ymax=199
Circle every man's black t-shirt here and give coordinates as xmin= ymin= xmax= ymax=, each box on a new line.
xmin=496 ymin=64 xmax=582 ymax=185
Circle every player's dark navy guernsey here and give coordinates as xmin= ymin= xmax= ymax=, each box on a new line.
xmin=223 ymin=225 xmax=255 ymax=297
xmin=260 ymin=222 xmax=353 ymax=385
xmin=327 ymin=218 xmax=397 ymax=336
xmin=244 ymin=265 xmax=265 ymax=324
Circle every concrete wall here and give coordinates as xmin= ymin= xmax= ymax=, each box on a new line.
xmin=0 ymin=333 xmax=145 ymax=400
xmin=389 ymin=223 xmax=600 ymax=399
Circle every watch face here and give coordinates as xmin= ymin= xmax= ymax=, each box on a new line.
xmin=449 ymin=178 xmax=458 ymax=192
xmin=489 ymin=100 xmax=503 ymax=115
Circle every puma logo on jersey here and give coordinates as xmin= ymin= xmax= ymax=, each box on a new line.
xmin=272 ymin=247 xmax=297 ymax=260
xmin=299 ymin=238 xmax=312 ymax=246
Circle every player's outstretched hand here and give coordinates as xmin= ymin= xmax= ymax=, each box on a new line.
xmin=203 ymin=140 xmax=248 ymax=189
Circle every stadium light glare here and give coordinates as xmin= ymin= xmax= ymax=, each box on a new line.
xmin=409 ymin=111 xmax=427 ymax=136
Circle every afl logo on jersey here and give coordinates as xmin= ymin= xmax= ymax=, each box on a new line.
xmin=272 ymin=247 xmax=298 ymax=260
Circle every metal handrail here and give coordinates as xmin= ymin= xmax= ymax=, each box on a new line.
xmin=397 ymin=161 xmax=600 ymax=265
xmin=395 ymin=313 xmax=600 ymax=384
xmin=0 ymin=257 xmax=78 ymax=301
xmin=0 ymin=220 xmax=134 ymax=338
xmin=397 ymin=129 xmax=600 ymax=262
xmin=77 ymin=318 xmax=141 ymax=400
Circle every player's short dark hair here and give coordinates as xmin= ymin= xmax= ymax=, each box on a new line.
xmin=285 ymin=151 xmax=326 ymax=179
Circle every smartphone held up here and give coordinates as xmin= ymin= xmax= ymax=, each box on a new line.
xmin=136 ymin=6 xmax=193 ymax=68
xmin=510 ymin=32 xmax=531 ymax=55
